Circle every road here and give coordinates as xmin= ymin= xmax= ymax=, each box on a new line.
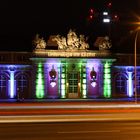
xmin=1 ymin=102 xmax=140 ymax=116
xmin=1 ymin=102 xmax=140 ymax=122
xmin=0 ymin=101 xmax=140 ymax=139
xmin=0 ymin=121 xmax=140 ymax=140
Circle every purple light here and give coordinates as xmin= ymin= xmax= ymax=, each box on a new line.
xmin=50 ymin=81 xmax=56 ymax=87
xmin=91 ymin=81 xmax=96 ymax=87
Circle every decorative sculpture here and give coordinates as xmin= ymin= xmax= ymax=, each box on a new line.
xmin=52 ymin=35 xmax=67 ymax=50
xmin=52 ymin=29 xmax=89 ymax=50
xmin=49 ymin=65 xmax=57 ymax=87
xmin=90 ymin=67 xmax=97 ymax=87
xmin=33 ymin=34 xmax=46 ymax=50
xmin=98 ymin=36 xmax=112 ymax=50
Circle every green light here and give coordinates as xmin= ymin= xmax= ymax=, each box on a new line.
xmin=103 ymin=62 xmax=111 ymax=98
xmin=81 ymin=64 xmax=87 ymax=98
xmin=61 ymin=64 xmax=66 ymax=98
xmin=36 ymin=63 xmax=44 ymax=99
xmin=61 ymin=79 xmax=65 ymax=84
xmin=104 ymin=74 xmax=111 ymax=79
xmin=61 ymin=90 xmax=65 ymax=98
xmin=83 ymin=79 xmax=86 ymax=84
xmin=61 ymin=85 xmax=65 ymax=90
xmin=61 ymin=74 xmax=65 ymax=78
xmin=83 ymin=90 xmax=86 ymax=98
xmin=104 ymin=68 xmax=110 ymax=73
xmin=83 ymin=74 xmax=86 ymax=77
xmin=83 ymin=85 xmax=86 ymax=90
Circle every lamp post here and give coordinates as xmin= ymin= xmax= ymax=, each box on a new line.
xmin=134 ymin=31 xmax=139 ymax=103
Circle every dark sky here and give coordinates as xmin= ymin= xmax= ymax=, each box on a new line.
xmin=0 ymin=0 xmax=139 ymax=52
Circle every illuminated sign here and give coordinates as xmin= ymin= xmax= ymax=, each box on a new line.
xmin=34 ymin=50 xmax=111 ymax=58
xmin=47 ymin=52 xmax=96 ymax=57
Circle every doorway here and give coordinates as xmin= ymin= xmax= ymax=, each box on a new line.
xmin=68 ymin=72 xmax=79 ymax=98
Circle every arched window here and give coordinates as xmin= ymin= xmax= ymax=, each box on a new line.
xmin=0 ymin=74 xmax=7 ymax=89
xmin=115 ymin=74 xmax=126 ymax=93
xmin=136 ymin=75 xmax=140 ymax=94
xmin=17 ymin=75 xmax=27 ymax=91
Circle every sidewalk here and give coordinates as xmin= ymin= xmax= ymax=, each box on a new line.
xmin=0 ymin=97 xmax=138 ymax=103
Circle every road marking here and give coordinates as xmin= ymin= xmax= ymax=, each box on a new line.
xmin=57 ymin=130 xmax=120 ymax=134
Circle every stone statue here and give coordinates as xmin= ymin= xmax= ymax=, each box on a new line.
xmin=52 ymin=29 xmax=89 ymax=50
xmin=67 ymin=29 xmax=79 ymax=49
xmin=33 ymin=34 xmax=46 ymax=50
xmin=79 ymin=35 xmax=89 ymax=50
xmin=52 ymin=35 xmax=67 ymax=50
xmin=98 ymin=36 xmax=112 ymax=50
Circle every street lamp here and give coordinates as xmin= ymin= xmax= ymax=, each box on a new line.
xmin=134 ymin=31 xmax=139 ymax=103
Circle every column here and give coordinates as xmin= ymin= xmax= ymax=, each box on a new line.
xmin=103 ymin=61 xmax=112 ymax=98
xmin=81 ymin=64 xmax=87 ymax=98
xmin=9 ymin=69 xmax=15 ymax=98
xmin=60 ymin=63 xmax=66 ymax=98
xmin=35 ymin=63 xmax=45 ymax=98
xmin=127 ymin=71 xmax=133 ymax=97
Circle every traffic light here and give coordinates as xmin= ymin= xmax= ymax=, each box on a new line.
xmin=88 ymin=8 xmax=94 ymax=20
xmin=90 ymin=8 xmax=94 ymax=14
xmin=112 ymin=14 xmax=119 ymax=22
xmin=107 ymin=2 xmax=112 ymax=8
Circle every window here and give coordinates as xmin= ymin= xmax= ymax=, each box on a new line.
xmin=17 ymin=75 xmax=27 ymax=90
xmin=115 ymin=75 xmax=126 ymax=93
xmin=136 ymin=75 xmax=140 ymax=94
xmin=0 ymin=75 xmax=7 ymax=89
xmin=68 ymin=72 xmax=78 ymax=93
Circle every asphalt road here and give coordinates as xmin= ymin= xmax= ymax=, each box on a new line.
xmin=1 ymin=121 xmax=140 ymax=140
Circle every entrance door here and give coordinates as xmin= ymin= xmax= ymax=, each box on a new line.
xmin=68 ymin=72 xmax=79 ymax=98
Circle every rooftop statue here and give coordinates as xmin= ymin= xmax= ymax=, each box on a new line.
xmin=52 ymin=35 xmax=67 ymax=50
xmin=33 ymin=34 xmax=46 ymax=50
xmin=67 ymin=29 xmax=79 ymax=50
xmin=52 ymin=29 xmax=89 ymax=50
xmin=99 ymin=36 xmax=112 ymax=50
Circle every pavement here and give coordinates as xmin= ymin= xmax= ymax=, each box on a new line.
xmin=0 ymin=97 xmax=138 ymax=102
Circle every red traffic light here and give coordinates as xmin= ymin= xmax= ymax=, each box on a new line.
xmin=113 ymin=14 xmax=119 ymax=21
xmin=89 ymin=15 xmax=93 ymax=19
xmin=107 ymin=2 xmax=112 ymax=8
xmin=88 ymin=8 xmax=95 ymax=21
xmin=90 ymin=8 xmax=94 ymax=14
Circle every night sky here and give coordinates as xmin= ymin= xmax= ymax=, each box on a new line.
xmin=0 ymin=0 xmax=139 ymax=52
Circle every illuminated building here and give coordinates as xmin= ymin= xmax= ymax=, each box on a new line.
xmin=0 ymin=30 xmax=139 ymax=100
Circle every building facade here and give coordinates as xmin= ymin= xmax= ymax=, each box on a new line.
xmin=0 ymin=31 xmax=139 ymax=100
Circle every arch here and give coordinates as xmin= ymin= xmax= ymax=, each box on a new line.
xmin=0 ymin=72 xmax=10 ymax=80
xmin=133 ymin=73 xmax=140 ymax=94
xmin=114 ymin=72 xmax=128 ymax=80
xmin=132 ymin=72 xmax=140 ymax=94
xmin=15 ymin=72 xmax=30 ymax=99
xmin=114 ymin=73 xmax=127 ymax=95
xmin=15 ymin=72 xmax=30 ymax=80
xmin=0 ymin=72 xmax=10 ymax=98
